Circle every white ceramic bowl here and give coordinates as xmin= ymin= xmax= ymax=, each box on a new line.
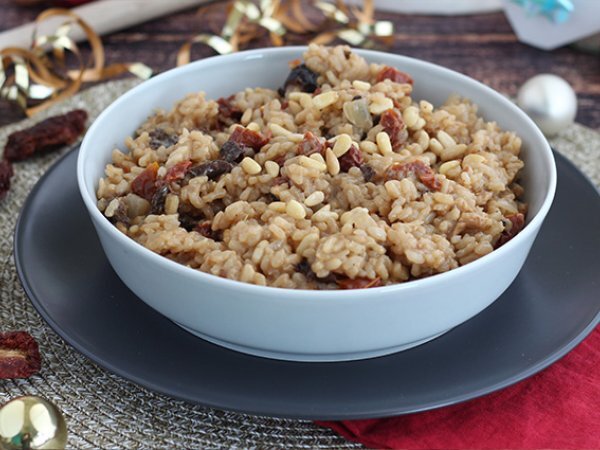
xmin=77 ymin=47 xmax=556 ymax=362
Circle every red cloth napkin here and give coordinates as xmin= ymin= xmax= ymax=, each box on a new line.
xmin=317 ymin=326 xmax=600 ymax=450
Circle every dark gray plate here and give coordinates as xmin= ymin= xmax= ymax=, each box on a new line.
xmin=14 ymin=148 xmax=600 ymax=420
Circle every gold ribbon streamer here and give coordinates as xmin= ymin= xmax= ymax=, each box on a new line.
xmin=177 ymin=0 xmax=393 ymax=65
xmin=0 ymin=8 xmax=152 ymax=117
xmin=1 ymin=1 xmax=393 ymax=116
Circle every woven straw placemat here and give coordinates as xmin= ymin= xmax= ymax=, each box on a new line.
xmin=1 ymin=80 xmax=599 ymax=449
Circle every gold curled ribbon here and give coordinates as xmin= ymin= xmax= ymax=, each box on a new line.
xmin=178 ymin=0 xmax=287 ymax=64
xmin=178 ymin=0 xmax=394 ymax=65
xmin=0 ymin=8 xmax=152 ymax=117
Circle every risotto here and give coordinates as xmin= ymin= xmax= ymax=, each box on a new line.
xmin=96 ymin=45 xmax=527 ymax=289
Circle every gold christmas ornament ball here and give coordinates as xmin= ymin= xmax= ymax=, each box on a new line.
xmin=0 ymin=396 xmax=67 ymax=450
xmin=517 ymin=74 xmax=577 ymax=136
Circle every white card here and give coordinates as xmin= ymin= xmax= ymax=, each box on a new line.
xmin=331 ymin=0 xmax=503 ymax=15
xmin=503 ymin=0 xmax=600 ymax=50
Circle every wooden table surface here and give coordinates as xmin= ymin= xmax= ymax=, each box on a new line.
xmin=1 ymin=0 xmax=599 ymax=129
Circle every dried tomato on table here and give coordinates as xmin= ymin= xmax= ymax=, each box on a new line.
xmin=385 ymin=161 xmax=442 ymax=191
xmin=0 ymin=160 xmax=14 ymax=201
xmin=376 ymin=66 xmax=414 ymax=85
xmin=337 ymin=277 xmax=382 ymax=289
xmin=0 ymin=331 xmax=41 ymax=379
xmin=4 ymin=109 xmax=87 ymax=162
xmin=495 ymin=213 xmax=526 ymax=248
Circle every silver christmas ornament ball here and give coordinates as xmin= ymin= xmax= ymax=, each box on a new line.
xmin=0 ymin=396 xmax=67 ymax=450
xmin=517 ymin=74 xmax=577 ymax=136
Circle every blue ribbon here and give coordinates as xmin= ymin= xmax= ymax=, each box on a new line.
xmin=511 ymin=0 xmax=574 ymax=23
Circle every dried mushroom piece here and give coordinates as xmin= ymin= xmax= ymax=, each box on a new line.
xmin=0 ymin=331 xmax=41 ymax=379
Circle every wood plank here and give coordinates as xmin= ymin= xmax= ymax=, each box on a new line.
xmin=0 ymin=2 xmax=598 ymax=128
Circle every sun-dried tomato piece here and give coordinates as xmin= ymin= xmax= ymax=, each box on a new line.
xmin=337 ymin=277 xmax=382 ymax=289
xmin=0 ymin=159 xmax=14 ymax=201
xmin=380 ymin=109 xmax=408 ymax=151
xmin=196 ymin=220 xmax=223 ymax=241
xmin=279 ymin=63 xmax=319 ymax=95
xmin=0 ymin=331 xmax=41 ymax=379
xmin=131 ymin=162 xmax=159 ymax=200
xmin=229 ymin=126 xmax=269 ymax=151
xmin=338 ymin=145 xmax=364 ymax=172
xmin=4 ymin=109 xmax=87 ymax=162
xmin=496 ymin=213 xmax=526 ymax=248
xmin=297 ymin=131 xmax=325 ymax=156
xmin=217 ymin=95 xmax=243 ymax=128
xmin=164 ymin=160 xmax=192 ymax=183
xmin=148 ymin=128 xmax=178 ymax=150
xmin=220 ymin=140 xmax=249 ymax=164
xmin=375 ymin=66 xmax=414 ymax=85
xmin=187 ymin=160 xmax=233 ymax=181
xmin=386 ymin=161 xmax=442 ymax=191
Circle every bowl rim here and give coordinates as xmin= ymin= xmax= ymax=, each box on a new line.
xmin=77 ymin=45 xmax=557 ymax=298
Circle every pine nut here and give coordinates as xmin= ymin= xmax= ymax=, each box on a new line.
xmin=241 ymin=108 xmax=253 ymax=125
xmin=360 ymin=140 xmax=379 ymax=154
xmin=369 ymin=97 xmax=394 ymax=115
xmin=165 ymin=194 xmax=179 ymax=215
xmin=286 ymin=199 xmax=306 ymax=219
xmin=419 ymin=100 xmax=434 ymax=114
xmin=325 ymin=148 xmax=340 ymax=175
xmin=305 ymin=191 xmax=325 ymax=207
xmin=332 ymin=133 xmax=352 ymax=157
xmin=269 ymin=123 xmax=292 ymax=136
xmin=416 ymin=130 xmax=430 ymax=150
xmin=384 ymin=180 xmax=403 ymax=198
xmin=268 ymin=201 xmax=287 ymax=213
xmin=247 ymin=122 xmax=261 ymax=132
xmin=439 ymin=160 xmax=461 ymax=175
xmin=463 ymin=154 xmax=486 ymax=166
xmin=265 ymin=160 xmax=280 ymax=177
xmin=352 ymin=80 xmax=371 ymax=91
xmin=441 ymin=144 xmax=467 ymax=161
xmin=104 ymin=199 xmax=120 ymax=217
xmin=299 ymin=155 xmax=327 ymax=171
xmin=376 ymin=131 xmax=393 ymax=155
xmin=402 ymin=106 xmax=420 ymax=128
xmin=313 ymin=91 xmax=339 ymax=109
xmin=437 ymin=130 xmax=456 ymax=148
xmin=310 ymin=153 xmax=326 ymax=164
xmin=429 ymin=138 xmax=444 ymax=153
xmin=241 ymin=157 xmax=262 ymax=175
xmin=413 ymin=118 xmax=426 ymax=130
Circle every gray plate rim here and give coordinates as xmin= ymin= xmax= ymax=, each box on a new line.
xmin=13 ymin=146 xmax=600 ymax=420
